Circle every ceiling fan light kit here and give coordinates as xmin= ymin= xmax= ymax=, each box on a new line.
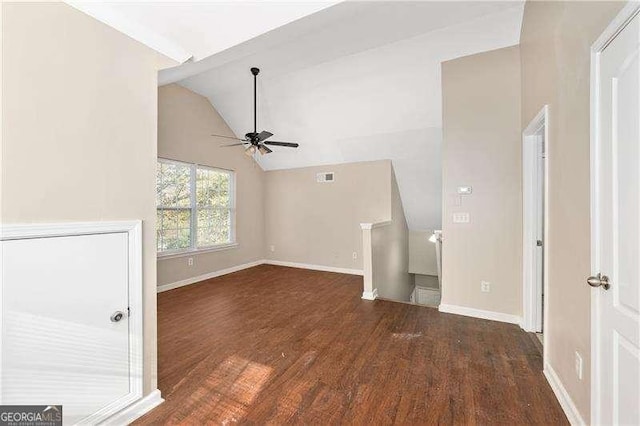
xmin=212 ymin=67 xmax=299 ymax=156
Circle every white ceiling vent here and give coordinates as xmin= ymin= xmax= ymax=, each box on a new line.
xmin=316 ymin=172 xmax=335 ymax=183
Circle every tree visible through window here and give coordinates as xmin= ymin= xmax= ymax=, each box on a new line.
xmin=157 ymin=159 xmax=234 ymax=254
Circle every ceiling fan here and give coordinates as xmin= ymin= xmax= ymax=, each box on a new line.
xmin=212 ymin=67 xmax=299 ymax=156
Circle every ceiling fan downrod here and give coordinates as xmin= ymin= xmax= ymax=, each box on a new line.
xmin=212 ymin=66 xmax=299 ymax=155
xmin=251 ymin=67 xmax=259 ymax=135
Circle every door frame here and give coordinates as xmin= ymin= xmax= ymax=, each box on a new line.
xmin=0 ymin=220 xmax=143 ymax=424
xmin=590 ymin=2 xmax=640 ymax=424
xmin=522 ymin=105 xmax=549 ymax=341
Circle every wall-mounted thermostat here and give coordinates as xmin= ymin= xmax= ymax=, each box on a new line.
xmin=316 ymin=172 xmax=335 ymax=183
xmin=457 ymin=186 xmax=473 ymax=195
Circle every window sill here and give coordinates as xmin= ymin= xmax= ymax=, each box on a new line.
xmin=157 ymin=243 xmax=239 ymax=260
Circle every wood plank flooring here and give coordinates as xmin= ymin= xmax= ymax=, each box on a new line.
xmin=136 ymin=265 xmax=568 ymax=425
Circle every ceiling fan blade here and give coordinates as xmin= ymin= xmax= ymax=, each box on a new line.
xmin=258 ymin=144 xmax=272 ymax=155
xmin=263 ymin=141 xmax=299 ymax=148
xmin=220 ymin=142 xmax=247 ymax=147
xmin=211 ymin=133 xmax=245 ymax=141
xmin=256 ymin=131 xmax=273 ymax=142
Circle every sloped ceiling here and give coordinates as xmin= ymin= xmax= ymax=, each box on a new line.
xmin=73 ymin=1 xmax=523 ymax=231
xmin=168 ymin=1 xmax=524 ymax=231
xmin=66 ymin=1 xmax=339 ymax=62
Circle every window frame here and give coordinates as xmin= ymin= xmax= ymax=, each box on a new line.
xmin=157 ymin=158 xmax=237 ymax=258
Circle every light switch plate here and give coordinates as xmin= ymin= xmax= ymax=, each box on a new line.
xmin=452 ymin=212 xmax=470 ymax=223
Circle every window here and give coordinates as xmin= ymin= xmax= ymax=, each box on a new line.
xmin=157 ymin=159 xmax=235 ymax=255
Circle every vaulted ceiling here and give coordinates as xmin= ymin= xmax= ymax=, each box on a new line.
xmin=67 ymin=1 xmax=339 ymax=63
xmin=71 ymin=1 xmax=524 ymax=231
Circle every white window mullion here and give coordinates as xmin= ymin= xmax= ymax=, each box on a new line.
xmin=230 ymin=172 xmax=236 ymax=244
xmin=190 ymin=163 xmax=197 ymax=251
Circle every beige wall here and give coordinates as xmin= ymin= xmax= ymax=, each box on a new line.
xmin=409 ymin=231 xmax=438 ymax=276
xmin=157 ymin=84 xmax=265 ymax=286
xmin=520 ymin=1 xmax=624 ymax=420
xmin=371 ymin=170 xmax=412 ymax=300
xmin=1 ymin=3 xmax=170 ymax=395
xmin=441 ymin=45 xmax=522 ymax=316
xmin=264 ymin=160 xmax=392 ymax=270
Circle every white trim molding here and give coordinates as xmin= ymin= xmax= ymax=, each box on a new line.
xmin=158 ymin=259 xmax=364 ymax=293
xmin=102 ymin=389 xmax=164 ymax=426
xmin=362 ymin=288 xmax=378 ymax=301
xmin=438 ymin=304 xmax=522 ymax=326
xmin=264 ymin=260 xmax=363 ymax=276
xmin=360 ymin=221 xmax=392 ymax=230
xmin=1 ymin=220 xmax=141 ymax=240
xmin=522 ymin=104 xmax=549 ymax=334
xmin=544 ymin=363 xmax=586 ymax=426
xmin=157 ymin=242 xmax=239 ymax=260
xmin=158 ymin=259 xmax=265 ymax=292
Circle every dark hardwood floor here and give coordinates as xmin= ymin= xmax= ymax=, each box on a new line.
xmin=136 ymin=265 xmax=568 ymax=425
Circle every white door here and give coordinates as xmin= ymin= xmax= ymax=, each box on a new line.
xmin=1 ymin=232 xmax=131 ymax=424
xmin=592 ymin=8 xmax=640 ymax=425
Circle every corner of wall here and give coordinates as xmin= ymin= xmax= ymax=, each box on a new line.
xmin=440 ymin=45 xmax=522 ymax=318
xmin=156 ymin=84 xmax=267 ymax=288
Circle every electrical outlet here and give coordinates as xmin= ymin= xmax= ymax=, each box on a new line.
xmin=481 ymin=281 xmax=490 ymax=292
xmin=575 ymin=351 xmax=583 ymax=380
xmin=187 ymin=257 xmax=193 ymax=266
xmin=269 ymin=245 xmax=275 ymax=252
xmin=352 ymin=252 xmax=358 ymax=260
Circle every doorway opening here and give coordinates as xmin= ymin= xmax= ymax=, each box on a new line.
xmin=522 ymin=106 xmax=548 ymax=348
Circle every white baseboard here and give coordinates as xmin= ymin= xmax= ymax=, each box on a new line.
xmin=438 ymin=303 xmax=522 ymax=325
xmin=158 ymin=259 xmax=363 ymax=293
xmin=544 ymin=363 xmax=586 ymax=426
xmin=157 ymin=260 xmax=265 ymax=292
xmin=102 ymin=389 xmax=164 ymax=425
xmin=264 ymin=259 xmax=363 ymax=276
xmin=362 ymin=288 xmax=378 ymax=300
